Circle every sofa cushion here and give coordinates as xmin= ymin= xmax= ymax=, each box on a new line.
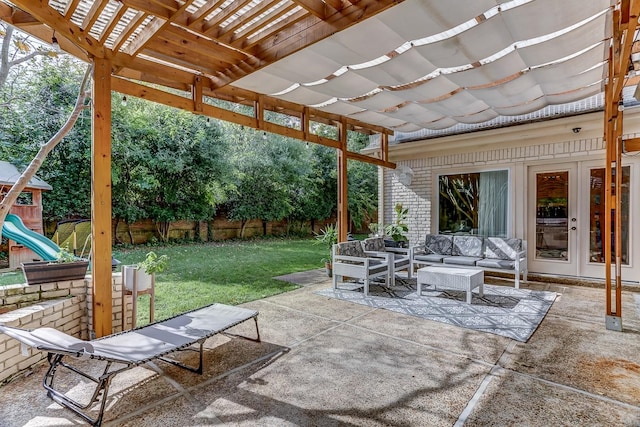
xmin=425 ymin=234 xmax=453 ymax=255
xmin=476 ymin=258 xmax=516 ymax=270
xmin=336 ymin=241 xmax=365 ymax=258
xmin=443 ymin=256 xmax=482 ymax=266
xmin=452 ymin=236 xmax=484 ymax=257
xmin=414 ymin=254 xmax=446 ymax=263
xmin=362 ymin=237 xmax=386 ymax=252
xmin=484 ymin=237 xmax=522 ymax=260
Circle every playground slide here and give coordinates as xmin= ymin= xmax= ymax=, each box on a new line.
xmin=2 ymin=214 xmax=60 ymax=261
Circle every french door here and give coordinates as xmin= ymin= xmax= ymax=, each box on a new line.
xmin=528 ymin=164 xmax=578 ymax=275
xmin=528 ymin=161 xmax=635 ymax=279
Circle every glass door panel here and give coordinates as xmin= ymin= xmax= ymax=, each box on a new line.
xmin=588 ymin=166 xmax=629 ymax=264
xmin=535 ymin=171 xmax=569 ymax=261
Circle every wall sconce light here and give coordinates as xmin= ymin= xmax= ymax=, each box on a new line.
xmin=121 ymin=96 xmax=127 ymax=107
xmin=262 ymin=131 xmax=267 ymax=140
xmin=572 ymin=127 xmax=581 ymax=134
xmin=205 ymin=117 xmax=211 ymax=127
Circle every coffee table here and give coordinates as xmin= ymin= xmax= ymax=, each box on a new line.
xmin=417 ymin=266 xmax=484 ymax=304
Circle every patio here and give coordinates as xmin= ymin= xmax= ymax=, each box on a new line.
xmin=1 ymin=271 xmax=639 ymax=426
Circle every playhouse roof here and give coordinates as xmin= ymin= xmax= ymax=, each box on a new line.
xmin=0 ymin=161 xmax=53 ymax=191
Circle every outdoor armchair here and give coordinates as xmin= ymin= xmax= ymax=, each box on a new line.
xmin=332 ymin=241 xmax=390 ymax=296
xmin=362 ymin=236 xmax=411 ymax=285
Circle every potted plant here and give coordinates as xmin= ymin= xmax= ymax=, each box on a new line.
xmin=123 ymin=251 xmax=169 ymax=292
xmin=314 ymin=223 xmax=337 ymax=277
xmin=384 ymin=203 xmax=409 ymax=248
xmin=21 ymin=247 xmax=90 ymax=285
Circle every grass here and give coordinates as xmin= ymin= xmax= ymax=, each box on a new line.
xmin=115 ymin=238 xmax=324 ymax=324
xmin=0 ymin=238 xmax=326 ymax=325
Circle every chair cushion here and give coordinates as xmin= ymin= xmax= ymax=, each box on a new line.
xmin=362 ymin=237 xmax=386 ymax=252
xmin=414 ymin=254 xmax=446 ymax=263
xmin=484 ymin=237 xmax=522 ymax=260
xmin=393 ymin=256 xmax=411 ymax=268
xmin=336 ymin=241 xmax=365 ymax=258
xmin=443 ymin=256 xmax=482 ymax=266
xmin=369 ymin=263 xmax=388 ymax=275
xmin=452 ymin=236 xmax=484 ymax=257
xmin=425 ymin=234 xmax=453 ymax=255
xmin=476 ymin=258 xmax=516 ymax=270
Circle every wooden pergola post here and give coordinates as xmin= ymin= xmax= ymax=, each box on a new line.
xmin=91 ymin=58 xmax=113 ymax=338
xmin=602 ymin=1 xmax=640 ymax=331
xmin=337 ymin=118 xmax=348 ymax=242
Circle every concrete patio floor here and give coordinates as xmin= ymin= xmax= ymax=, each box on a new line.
xmin=1 ymin=270 xmax=640 ymax=426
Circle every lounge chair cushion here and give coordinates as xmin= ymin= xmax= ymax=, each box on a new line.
xmin=443 ymin=256 xmax=482 ymax=266
xmin=476 ymin=258 xmax=516 ymax=270
xmin=484 ymin=237 xmax=522 ymax=260
xmin=425 ymin=234 xmax=453 ymax=255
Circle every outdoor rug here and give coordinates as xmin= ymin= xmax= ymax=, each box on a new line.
xmin=315 ymin=279 xmax=557 ymax=342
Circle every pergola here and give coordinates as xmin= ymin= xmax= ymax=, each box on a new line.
xmin=0 ymin=0 xmax=637 ymax=335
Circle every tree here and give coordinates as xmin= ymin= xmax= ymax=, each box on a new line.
xmin=112 ymin=100 xmax=229 ymax=242
xmin=0 ymin=64 xmax=92 ymax=237
xmin=347 ymin=132 xmax=378 ymax=230
xmin=225 ymin=127 xmax=303 ymax=237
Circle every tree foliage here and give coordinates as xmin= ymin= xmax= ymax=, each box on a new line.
xmin=1 ymin=25 xmax=379 ymax=242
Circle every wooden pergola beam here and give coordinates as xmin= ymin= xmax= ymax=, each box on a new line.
xmin=623 ymin=136 xmax=640 ymax=152
xmin=111 ymin=76 xmax=396 ymax=168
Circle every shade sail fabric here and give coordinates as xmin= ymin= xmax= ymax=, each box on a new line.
xmin=233 ymin=0 xmax=614 ymax=132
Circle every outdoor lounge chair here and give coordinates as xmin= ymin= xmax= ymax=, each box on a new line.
xmin=362 ymin=236 xmax=411 ymax=285
xmin=0 ymin=303 xmax=260 ymax=426
xmin=332 ymin=241 xmax=390 ymax=296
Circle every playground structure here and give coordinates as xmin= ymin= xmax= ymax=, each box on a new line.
xmin=0 ymin=161 xmax=53 ymax=269
xmin=52 ymin=219 xmax=92 ymax=258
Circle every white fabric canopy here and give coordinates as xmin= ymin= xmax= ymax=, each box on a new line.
xmin=234 ymin=0 xmax=613 ymax=133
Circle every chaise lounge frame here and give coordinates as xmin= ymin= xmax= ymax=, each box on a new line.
xmin=0 ymin=303 xmax=260 ymax=426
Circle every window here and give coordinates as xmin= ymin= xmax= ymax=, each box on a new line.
xmin=438 ymin=170 xmax=508 ymax=236
xmin=16 ymin=192 xmax=33 ymax=205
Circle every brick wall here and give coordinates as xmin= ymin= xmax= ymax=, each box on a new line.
xmin=0 ymin=273 xmax=131 ymax=385
xmin=383 ymin=136 xmax=606 ymax=246
xmin=0 ymin=295 xmax=86 ymax=384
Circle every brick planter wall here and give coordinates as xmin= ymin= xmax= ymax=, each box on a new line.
xmin=0 ymin=273 xmax=131 ymax=385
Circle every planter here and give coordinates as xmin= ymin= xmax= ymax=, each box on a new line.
xmin=21 ymin=260 xmax=89 ymax=285
xmin=325 ymin=261 xmax=333 ymax=277
xmin=123 ymin=265 xmax=154 ymax=292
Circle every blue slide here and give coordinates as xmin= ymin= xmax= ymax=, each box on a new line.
xmin=2 ymin=213 xmax=60 ymax=261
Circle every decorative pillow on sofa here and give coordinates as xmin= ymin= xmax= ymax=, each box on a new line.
xmin=484 ymin=237 xmax=522 ymax=260
xmin=425 ymin=234 xmax=453 ymax=255
xmin=452 ymin=235 xmax=483 ymax=257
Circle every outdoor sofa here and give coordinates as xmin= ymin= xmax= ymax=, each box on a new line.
xmin=410 ymin=234 xmax=528 ymax=288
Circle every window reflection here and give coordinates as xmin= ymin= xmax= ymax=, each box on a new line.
xmin=589 ymin=167 xmax=629 ymax=264
xmin=438 ymin=170 xmax=508 ymax=236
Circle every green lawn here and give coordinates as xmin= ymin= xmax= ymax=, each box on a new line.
xmin=121 ymin=238 xmax=325 ymax=323
xmin=1 ymin=238 xmax=326 ymax=325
